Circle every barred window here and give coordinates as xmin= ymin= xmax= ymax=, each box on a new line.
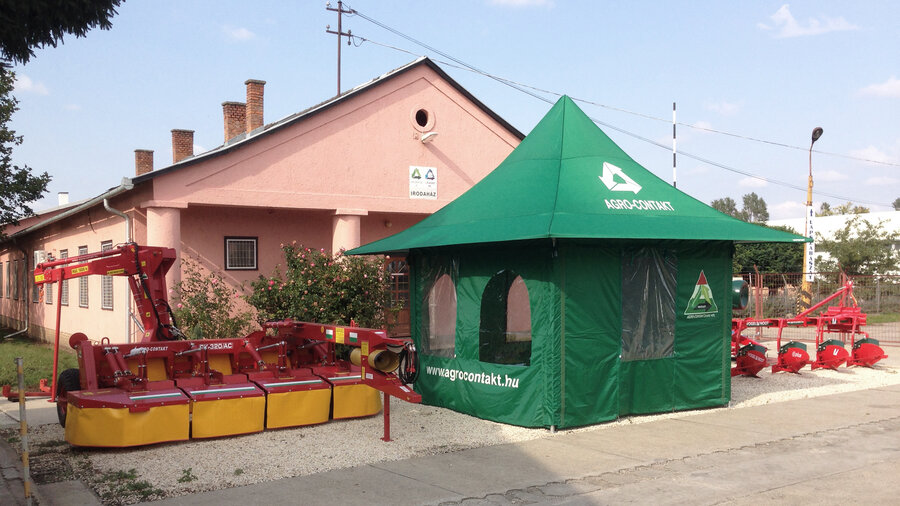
xmin=6 ymin=261 xmax=10 ymax=298
xmin=225 ymin=237 xmax=258 ymax=270
xmin=12 ymin=259 xmax=18 ymax=300
xmin=31 ymin=257 xmax=38 ymax=303
xmin=78 ymin=245 xmax=88 ymax=308
xmin=60 ymin=250 xmax=69 ymax=306
xmin=45 ymin=273 xmax=53 ymax=305
xmin=101 ymin=241 xmax=113 ymax=310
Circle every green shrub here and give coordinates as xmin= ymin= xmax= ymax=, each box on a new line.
xmin=246 ymin=244 xmax=394 ymax=329
xmin=172 ymin=258 xmax=253 ymax=339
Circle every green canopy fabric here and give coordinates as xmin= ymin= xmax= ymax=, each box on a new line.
xmin=350 ymin=95 xmax=807 ymax=255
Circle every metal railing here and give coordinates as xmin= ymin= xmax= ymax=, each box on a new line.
xmin=733 ymin=271 xmax=900 ymax=344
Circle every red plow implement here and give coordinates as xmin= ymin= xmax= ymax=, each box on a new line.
xmin=732 ymin=280 xmax=887 ymax=376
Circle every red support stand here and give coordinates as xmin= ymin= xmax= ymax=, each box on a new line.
xmin=382 ymin=392 xmax=392 ymax=442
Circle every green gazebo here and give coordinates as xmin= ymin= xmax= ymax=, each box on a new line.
xmin=351 ymin=96 xmax=806 ymax=428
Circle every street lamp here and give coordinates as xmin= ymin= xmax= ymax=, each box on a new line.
xmin=800 ymin=127 xmax=824 ymax=310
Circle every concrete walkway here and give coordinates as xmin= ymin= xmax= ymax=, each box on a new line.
xmin=2 ymin=383 xmax=899 ymax=505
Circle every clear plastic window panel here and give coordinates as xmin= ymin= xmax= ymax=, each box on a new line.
xmin=621 ymin=247 xmax=678 ymax=361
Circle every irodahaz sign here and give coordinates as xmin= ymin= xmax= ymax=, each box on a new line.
xmin=409 ymin=166 xmax=437 ymax=200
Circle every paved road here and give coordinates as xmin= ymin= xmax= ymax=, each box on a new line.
xmin=3 ymin=382 xmax=899 ymax=505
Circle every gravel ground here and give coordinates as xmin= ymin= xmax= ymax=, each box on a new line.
xmin=15 ymin=342 xmax=900 ymax=505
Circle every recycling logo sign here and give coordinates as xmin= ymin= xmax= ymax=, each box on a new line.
xmin=409 ymin=166 xmax=437 ymax=200
xmin=684 ymin=270 xmax=719 ymax=319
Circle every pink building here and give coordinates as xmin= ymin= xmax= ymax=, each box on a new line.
xmin=0 ymin=58 xmax=522 ymax=345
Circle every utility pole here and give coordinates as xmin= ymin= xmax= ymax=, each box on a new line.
xmin=672 ymin=102 xmax=677 ymax=188
xmin=326 ymin=1 xmax=355 ymax=96
xmin=800 ymin=127 xmax=824 ymax=311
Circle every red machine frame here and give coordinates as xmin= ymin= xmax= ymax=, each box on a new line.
xmin=33 ymin=243 xmax=420 ymax=446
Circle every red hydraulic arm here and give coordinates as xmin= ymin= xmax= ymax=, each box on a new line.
xmin=34 ymin=243 xmax=180 ymax=343
xmin=34 ymin=243 xmax=179 ymax=401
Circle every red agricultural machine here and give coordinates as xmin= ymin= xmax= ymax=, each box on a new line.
xmin=731 ymin=280 xmax=887 ymax=376
xmin=33 ymin=243 xmax=420 ymax=447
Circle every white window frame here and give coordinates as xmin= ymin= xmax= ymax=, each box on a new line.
xmin=225 ymin=237 xmax=258 ymax=270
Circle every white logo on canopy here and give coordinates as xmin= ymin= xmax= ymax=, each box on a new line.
xmin=599 ymin=162 xmax=642 ymax=194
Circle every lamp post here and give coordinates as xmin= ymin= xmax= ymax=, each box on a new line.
xmin=800 ymin=127 xmax=824 ymax=311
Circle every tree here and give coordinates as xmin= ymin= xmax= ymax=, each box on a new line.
xmin=0 ymin=0 xmax=123 ymax=65
xmin=740 ymin=192 xmax=769 ymax=223
xmin=0 ymin=67 xmax=51 ymax=238
xmin=711 ymin=197 xmax=739 ymax=217
xmin=711 ymin=193 xmax=768 ymax=223
xmin=733 ymin=225 xmax=803 ymax=274
xmin=816 ymin=216 xmax=899 ymax=275
xmin=817 ymin=201 xmax=869 ymax=216
xmin=893 ymin=197 xmax=900 ymax=211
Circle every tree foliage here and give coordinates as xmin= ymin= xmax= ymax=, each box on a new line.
xmin=816 ymin=216 xmax=899 ymax=276
xmin=893 ymin=197 xmax=900 ymax=211
xmin=733 ymin=225 xmax=803 ymax=274
xmin=711 ymin=197 xmax=738 ymax=217
xmin=711 ymin=192 xmax=768 ymax=223
xmin=817 ymin=201 xmax=869 ymax=216
xmin=246 ymin=243 xmax=395 ymax=329
xmin=172 ymin=258 xmax=253 ymax=339
xmin=740 ymin=192 xmax=769 ymax=223
xmin=0 ymin=0 xmax=122 ymax=65
xmin=0 ymin=67 xmax=50 ymax=237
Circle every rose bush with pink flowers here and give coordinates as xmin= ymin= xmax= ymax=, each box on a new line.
xmin=246 ymin=243 xmax=395 ymax=330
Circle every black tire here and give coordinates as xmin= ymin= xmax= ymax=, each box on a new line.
xmin=56 ymin=368 xmax=81 ymax=427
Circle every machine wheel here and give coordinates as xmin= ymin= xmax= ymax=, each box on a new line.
xmin=56 ymin=368 xmax=81 ymax=427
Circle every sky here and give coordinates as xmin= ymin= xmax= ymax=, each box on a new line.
xmin=8 ymin=1 xmax=900 ymax=221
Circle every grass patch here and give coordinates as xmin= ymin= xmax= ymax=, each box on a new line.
xmin=0 ymin=332 xmax=78 ymax=389
xmin=177 ymin=467 xmax=198 ymax=483
xmin=868 ymin=313 xmax=900 ymax=324
xmin=98 ymin=468 xmax=163 ymax=503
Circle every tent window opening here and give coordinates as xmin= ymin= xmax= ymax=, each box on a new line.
xmin=621 ymin=248 xmax=677 ymax=362
xmin=479 ymin=271 xmax=532 ymax=366
xmin=422 ymin=273 xmax=457 ymax=357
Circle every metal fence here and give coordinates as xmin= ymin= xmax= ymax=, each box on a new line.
xmin=733 ymin=271 xmax=900 ymax=344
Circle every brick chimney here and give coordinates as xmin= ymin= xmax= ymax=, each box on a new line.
xmin=135 ymin=149 xmax=154 ymax=176
xmin=222 ymin=101 xmax=246 ymax=142
xmin=245 ymin=79 xmax=265 ymax=133
xmin=171 ymin=129 xmax=194 ymax=163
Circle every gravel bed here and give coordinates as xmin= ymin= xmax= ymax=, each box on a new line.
xmin=17 ymin=343 xmax=900 ymax=504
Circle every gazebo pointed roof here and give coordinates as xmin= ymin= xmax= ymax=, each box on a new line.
xmin=351 ymin=96 xmax=807 ymax=255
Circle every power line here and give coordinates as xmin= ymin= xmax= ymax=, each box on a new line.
xmin=344 ymin=7 xmax=896 ymax=206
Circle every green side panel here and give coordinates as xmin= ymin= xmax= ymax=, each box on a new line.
xmin=615 ymin=241 xmax=732 ymax=416
xmin=559 ymin=243 xmax=620 ymax=428
xmin=618 ymin=358 xmax=676 ymax=415
xmin=673 ymin=241 xmax=732 ymax=410
xmin=415 ymin=355 xmax=545 ymax=426
xmin=410 ymin=244 xmax=558 ymax=427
